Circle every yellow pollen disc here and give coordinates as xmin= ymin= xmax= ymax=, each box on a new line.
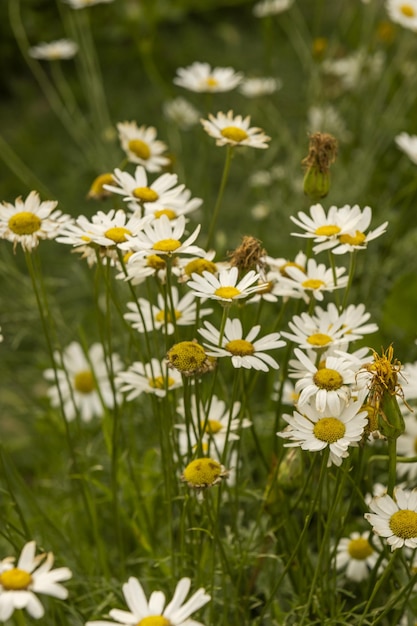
xmin=347 ymin=538 xmax=373 ymax=560
xmin=183 ymin=457 xmax=223 ymax=487
xmin=152 ymin=238 xmax=181 ymax=252
xmin=167 ymin=341 xmax=207 ymax=373
xmin=202 ymin=419 xmax=223 ymax=434
xmin=313 ymin=367 xmax=344 ymax=390
xmin=128 ymin=139 xmax=151 ymax=161
xmin=146 ymin=254 xmax=166 ymax=270
xmin=8 ymin=211 xmax=41 ymax=235
xmin=148 ymin=375 xmax=175 ymax=389
xmin=313 ymin=417 xmax=346 ymax=443
xmin=280 ymin=262 xmax=305 ymax=277
xmin=0 ymin=568 xmax=32 ymax=590
xmin=314 ymin=224 xmax=341 ymax=237
xmin=133 ymin=187 xmax=159 ymax=202
xmin=214 ymin=286 xmax=241 ymax=299
xmin=74 ymin=370 xmax=95 ymax=394
xmin=205 ymin=76 xmax=219 ymax=87
xmin=338 ymin=231 xmax=366 ymax=246
xmin=81 ymin=235 xmax=92 ymax=242
xmin=87 ymin=173 xmax=114 ymax=198
xmin=220 ymin=126 xmax=249 ymax=143
xmin=307 ymin=333 xmax=333 ymax=347
xmin=155 ymin=309 xmax=182 ymax=323
xmin=104 ymin=226 xmax=131 ymax=243
xmin=137 ymin=617 xmax=171 ymax=626
xmin=362 ymin=403 xmax=379 ymax=432
xmin=154 ymin=208 xmax=177 ymax=220
xmin=389 ymin=509 xmax=417 ymax=538
xmin=185 ymin=258 xmax=217 ymax=277
xmin=123 ymin=251 xmax=133 ymax=263
xmin=225 ymin=339 xmax=255 ymax=356
xmin=302 ymin=278 xmax=325 ymax=290
xmin=400 ymin=4 xmax=415 ymax=17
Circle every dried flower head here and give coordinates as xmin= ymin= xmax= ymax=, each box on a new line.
xmin=166 ymin=340 xmax=215 ymax=376
xmin=228 ymin=235 xmax=267 ymax=274
xmin=182 ymin=457 xmax=228 ymax=489
xmin=302 ymin=132 xmax=338 ymax=173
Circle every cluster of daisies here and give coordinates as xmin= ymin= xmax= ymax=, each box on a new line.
xmin=0 ymin=541 xmax=210 ymax=624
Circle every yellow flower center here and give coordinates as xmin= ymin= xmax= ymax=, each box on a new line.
xmin=185 ymin=258 xmax=217 ymax=277
xmin=87 ymin=172 xmax=114 ymax=198
xmin=400 ymin=4 xmax=415 ymax=17
xmin=154 ymin=208 xmax=177 ymax=220
xmin=313 ymin=367 xmax=344 ymax=390
xmin=205 ymin=76 xmax=219 ymax=87
xmin=152 ymin=239 xmax=181 ymax=253
xmin=155 ymin=309 xmax=182 ymax=323
xmin=183 ymin=457 xmax=223 ymax=487
xmin=220 ymin=126 xmax=249 ymax=143
xmin=8 ymin=211 xmax=41 ymax=235
xmin=133 ymin=187 xmax=159 ymax=202
xmin=146 ymin=254 xmax=166 ymax=270
xmin=136 ymin=617 xmax=171 ymax=626
xmin=307 ymin=333 xmax=333 ymax=347
xmin=74 ymin=370 xmax=95 ymax=394
xmin=338 ymin=231 xmax=366 ymax=246
xmin=225 ymin=339 xmax=255 ymax=356
xmin=167 ymin=341 xmax=207 ymax=373
xmin=104 ymin=226 xmax=132 ymax=243
xmin=347 ymin=537 xmax=373 ymax=560
xmin=280 ymin=262 xmax=306 ymax=277
xmin=123 ymin=251 xmax=133 ymax=263
xmin=214 ymin=286 xmax=241 ymax=299
xmin=202 ymin=419 xmax=223 ymax=434
xmin=148 ymin=375 xmax=175 ymax=390
xmin=128 ymin=139 xmax=151 ymax=161
xmin=313 ymin=417 xmax=346 ymax=443
xmin=301 ymin=279 xmax=325 ymax=290
xmin=389 ymin=509 xmax=417 ymax=538
xmin=0 ymin=568 xmax=32 ymax=590
xmin=314 ymin=224 xmax=341 ymax=237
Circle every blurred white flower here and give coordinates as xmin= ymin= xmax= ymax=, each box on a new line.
xmin=28 ymin=39 xmax=78 ymax=60
xmin=174 ymin=62 xmax=242 ymax=93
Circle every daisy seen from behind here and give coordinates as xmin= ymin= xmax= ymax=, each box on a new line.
xmin=199 ymin=317 xmax=285 ymax=372
xmin=28 ymin=39 xmax=78 ymax=60
xmin=117 ymin=121 xmax=170 ymax=172
xmin=0 ymin=190 xmax=71 ymax=252
xmin=201 ymin=110 xmax=270 ymax=149
xmin=278 ymin=396 xmax=368 ymax=467
xmin=365 ymin=487 xmax=417 ymax=550
xmin=174 ymin=61 xmax=242 ymax=93
xmin=188 ymin=266 xmax=267 ymax=303
xmin=44 ymin=341 xmax=122 ymax=422
xmin=85 ymin=575 xmax=210 ymax=626
xmin=0 ymin=541 xmax=72 ymax=621
xmin=335 ymin=531 xmax=383 ymax=582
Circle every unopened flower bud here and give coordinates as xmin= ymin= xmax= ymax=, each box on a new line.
xmin=302 ymin=132 xmax=338 ymax=201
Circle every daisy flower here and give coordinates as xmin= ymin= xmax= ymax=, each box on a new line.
xmin=335 ymin=531 xmax=383 ymax=582
xmin=0 ymin=191 xmax=71 ymax=252
xmin=239 ymin=77 xmax=281 ymax=97
xmin=277 ymin=257 xmax=347 ymax=302
xmin=290 ymin=203 xmax=366 ymax=253
xmin=135 ymin=186 xmax=203 ymax=223
xmin=396 ymin=132 xmax=417 ymax=165
xmin=173 ymin=61 xmax=243 ymax=93
xmin=289 ymin=348 xmax=360 ymax=413
xmin=86 ymin=576 xmax=210 ymax=626
xmin=365 ymin=487 xmax=417 ymax=550
xmin=116 ymin=358 xmax=182 ymax=400
xmin=187 ymin=266 xmax=267 ymax=303
xmin=44 ymin=342 xmax=122 ymax=422
xmin=63 ymin=0 xmax=114 ymax=8
xmin=124 ymin=287 xmax=212 ymax=335
xmin=28 ymin=39 xmax=78 ymax=60
xmin=119 ymin=214 xmax=205 ymax=259
xmin=163 ymin=97 xmax=200 ymax=129
xmin=386 ymin=0 xmax=417 ymax=31
xmin=199 ymin=318 xmax=285 ymax=372
xmin=177 ymin=251 xmax=218 ymax=283
xmin=103 ymin=166 xmax=185 ymax=211
xmin=329 ymin=206 xmax=388 ymax=255
xmin=253 ymin=0 xmax=294 ymax=17
xmin=116 ymin=253 xmax=180 ymax=286
xmin=116 ymin=121 xmax=170 ymax=172
xmin=0 ymin=541 xmax=72 ymax=621
xmin=278 ymin=397 xmax=368 ymax=467
xmin=201 ymin=110 xmax=270 ymax=149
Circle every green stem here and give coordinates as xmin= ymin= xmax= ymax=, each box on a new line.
xmin=205 ymin=145 xmax=234 ymax=249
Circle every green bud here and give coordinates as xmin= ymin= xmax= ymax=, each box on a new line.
xmin=303 ymin=166 xmax=330 ymax=201
xmin=378 ymin=393 xmax=405 ymax=440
